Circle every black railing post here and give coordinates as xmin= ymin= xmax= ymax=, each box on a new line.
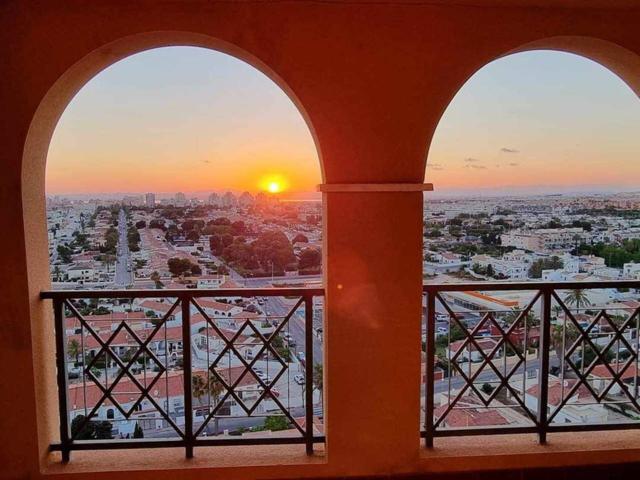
xmin=304 ymin=294 xmax=314 ymax=455
xmin=537 ymin=287 xmax=552 ymax=444
xmin=53 ymin=298 xmax=72 ymax=462
xmin=425 ymin=289 xmax=436 ymax=448
xmin=181 ymin=294 xmax=194 ymax=458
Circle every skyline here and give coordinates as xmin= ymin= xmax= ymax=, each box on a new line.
xmin=46 ymin=48 xmax=640 ymax=196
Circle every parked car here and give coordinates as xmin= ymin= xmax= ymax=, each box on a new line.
xmin=294 ymin=374 xmax=305 ymax=385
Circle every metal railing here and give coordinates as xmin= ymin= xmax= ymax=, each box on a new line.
xmin=41 ymin=287 xmax=324 ymax=462
xmin=422 ymin=280 xmax=640 ymax=446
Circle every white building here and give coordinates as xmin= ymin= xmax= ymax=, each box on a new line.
xmin=623 ymin=262 xmax=640 ymax=279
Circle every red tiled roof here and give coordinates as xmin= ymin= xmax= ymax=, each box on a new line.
xmin=526 ymin=379 xmax=593 ymax=406
xmin=435 ymin=396 xmax=510 ymax=428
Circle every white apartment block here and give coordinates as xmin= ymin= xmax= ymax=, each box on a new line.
xmin=501 ymin=228 xmax=586 ymax=252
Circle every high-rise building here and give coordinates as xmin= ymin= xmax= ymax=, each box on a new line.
xmin=145 ymin=193 xmax=155 ymax=208
xmin=239 ymin=191 xmax=254 ymax=207
xmin=175 ymin=192 xmax=186 ymax=206
xmin=222 ymin=192 xmax=237 ymax=207
xmin=208 ymin=192 xmax=221 ymax=207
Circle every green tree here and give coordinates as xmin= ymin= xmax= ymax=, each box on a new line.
xmin=67 ymin=338 xmax=81 ymax=364
xmin=167 ymin=257 xmax=197 ymax=277
xmin=481 ymin=382 xmax=494 ymax=395
xmin=563 ymin=289 xmax=592 ymax=310
xmin=550 ymin=323 xmax=579 ymax=368
xmin=313 ymin=363 xmax=323 ymax=397
xmin=192 ymin=373 xmax=224 ymax=409
xmin=102 ymin=226 xmax=119 ymax=254
xmin=133 ymin=422 xmax=144 ymax=438
xmin=52 ymin=265 xmax=62 ymax=281
xmin=576 ymin=343 xmax=614 ymax=370
xmin=70 ymin=415 xmax=113 ymax=440
xmin=263 ymin=415 xmax=290 ymax=431
xmin=57 ymin=244 xmax=73 ymax=263
xmin=528 ymin=256 xmax=563 ymax=278
xmin=252 ymin=230 xmax=297 ymax=274
xmin=485 ymin=264 xmax=495 ymax=277
xmin=298 ymin=247 xmax=322 ymax=273
xmin=150 ymin=271 xmax=164 ymax=289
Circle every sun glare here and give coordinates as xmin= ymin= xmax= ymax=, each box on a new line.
xmin=268 ymin=182 xmax=281 ymax=193
xmin=259 ymin=174 xmax=288 ymax=194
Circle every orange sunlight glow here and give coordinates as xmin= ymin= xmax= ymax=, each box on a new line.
xmin=259 ymin=174 xmax=288 ymax=194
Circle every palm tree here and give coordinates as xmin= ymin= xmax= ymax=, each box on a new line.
xmin=550 ymin=323 xmax=579 ymax=370
xmin=192 ymin=374 xmax=207 ymax=408
xmin=207 ymin=375 xmax=224 ymax=406
xmin=192 ymin=373 xmax=225 ymax=431
xmin=150 ymin=271 xmax=163 ymax=289
xmin=552 ymin=305 xmax=563 ymax=321
xmin=67 ymin=338 xmax=81 ymax=364
xmin=52 ymin=265 xmax=62 ymax=282
xmin=563 ymin=289 xmax=592 ymax=311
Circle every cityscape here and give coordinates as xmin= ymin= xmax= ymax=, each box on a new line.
xmin=47 ymin=190 xmax=324 ymax=441
xmin=48 ymin=188 xmax=640 ymax=438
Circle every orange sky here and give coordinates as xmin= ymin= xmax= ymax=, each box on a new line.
xmin=46 ymin=47 xmax=320 ymax=196
xmin=46 ymin=48 xmax=640 ymax=197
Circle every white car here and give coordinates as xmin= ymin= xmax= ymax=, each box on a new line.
xmin=294 ymin=374 xmax=305 ymax=385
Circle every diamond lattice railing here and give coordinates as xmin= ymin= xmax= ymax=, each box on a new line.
xmin=191 ymin=297 xmax=306 ymax=437
xmin=433 ymin=291 xmax=541 ymax=429
xmin=548 ymin=292 xmax=640 ymax=422
xmin=64 ymin=298 xmax=184 ymax=439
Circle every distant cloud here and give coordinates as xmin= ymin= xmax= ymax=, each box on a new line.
xmin=464 ymin=157 xmax=481 ymax=163
xmin=507 ymin=162 xmax=519 ymax=167
xmin=464 ymin=164 xmax=487 ymax=170
xmin=427 ymin=163 xmax=444 ymax=171
xmin=500 ymin=147 xmax=519 ymax=153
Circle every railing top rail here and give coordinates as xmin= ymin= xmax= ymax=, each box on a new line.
xmin=422 ymin=279 xmax=640 ymax=292
xmin=41 ymin=287 xmax=325 ymax=300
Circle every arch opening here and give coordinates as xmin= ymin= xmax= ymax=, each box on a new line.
xmin=421 ymin=46 xmax=640 ymax=440
xmin=22 ymin=33 xmax=325 ymax=457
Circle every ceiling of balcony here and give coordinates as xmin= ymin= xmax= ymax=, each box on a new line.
xmin=322 ymin=0 xmax=639 ymax=8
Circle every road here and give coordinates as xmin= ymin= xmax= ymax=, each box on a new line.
xmin=114 ymin=209 xmax=133 ymax=287
xmin=264 ymin=296 xmax=324 ymax=366
xmin=430 ymin=357 xmax=543 ymax=395
xmin=204 ymin=263 xmax=324 ymax=366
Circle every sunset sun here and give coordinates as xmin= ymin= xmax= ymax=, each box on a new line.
xmin=259 ymin=174 xmax=288 ymax=194
xmin=267 ymin=181 xmax=282 ymax=193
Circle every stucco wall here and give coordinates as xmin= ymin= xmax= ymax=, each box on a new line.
xmin=1 ymin=1 xmax=640 ymax=479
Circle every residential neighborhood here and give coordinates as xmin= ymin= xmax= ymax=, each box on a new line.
xmin=48 ymin=190 xmax=640 ymax=438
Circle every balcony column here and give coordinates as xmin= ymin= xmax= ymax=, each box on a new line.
xmin=322 ymin=187 xmax=424 ymax=473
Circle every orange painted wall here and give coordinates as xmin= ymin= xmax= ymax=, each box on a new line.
xmin=1 ymin=1 xmax=640 ymax=479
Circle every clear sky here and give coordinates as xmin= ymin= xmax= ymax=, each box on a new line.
xmin=427 ymin=51 xmax=640 ymax=196
xmin=46 ymin=47 xmax=640 ymax=198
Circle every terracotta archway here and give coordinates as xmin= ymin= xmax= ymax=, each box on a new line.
xmin=20 ymin=30 xmax=324 ymax=462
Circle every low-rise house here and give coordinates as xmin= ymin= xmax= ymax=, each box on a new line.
xmin=447 ymin=337 xmax=500 ymax=363
xmin=589 ymin=362 xmax=639 ymax=396
xmin=525 ymin=378 xmax=608 ymax=424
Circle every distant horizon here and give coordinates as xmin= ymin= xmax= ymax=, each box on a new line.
xmin=46 ymin=184 xmax=640 ymax=202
